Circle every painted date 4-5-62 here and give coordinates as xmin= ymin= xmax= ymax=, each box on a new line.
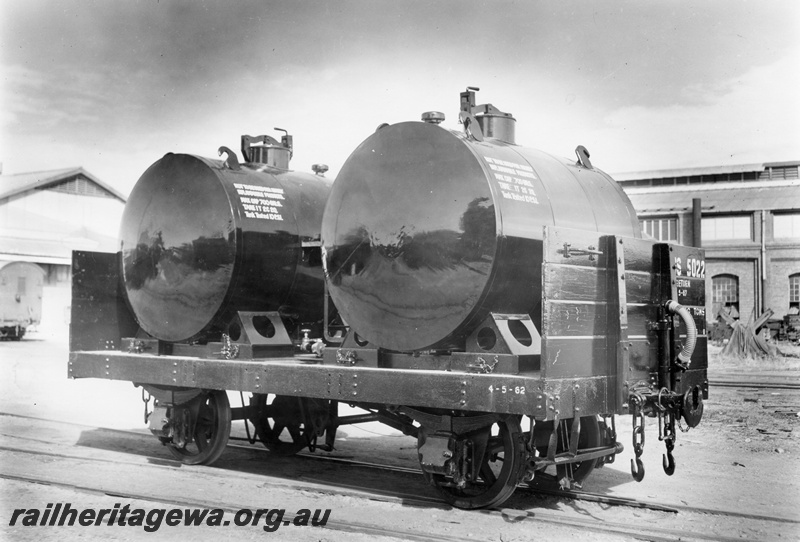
xmin=488 ymin=385 xmax=526 ymax=394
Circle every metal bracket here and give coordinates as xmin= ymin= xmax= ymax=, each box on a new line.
xmin=336 ymin=349 xmax=358 ymax=366
xmin=216 ymin=333 xmax=239 ymax=360
xmin=575 ymin=145 xmax=593 ymax=169
xmin=218 ymin=146 xmax=240 ymax=170
xmin=467 ymin=355 xmax=499 ymax=374
xmin=558 ymin=242 xmax=603 ymax=261
xmin=127 ymin=339 xmax=150 ymax=354
xmin=459 ymin=111 xmax=484 ymax=142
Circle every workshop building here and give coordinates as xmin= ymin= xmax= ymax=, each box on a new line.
xmin=0 ymin=167 xmax=126 ymax=329
xmin=615 ymin=161 xmax=800 ymax=325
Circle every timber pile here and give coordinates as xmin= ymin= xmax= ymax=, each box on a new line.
xmin=711 ymin=308 xmax=735 ymax=346
xmin=784 ymin=310 xmax=800 ymax=342
xmin=721 ymin=309 xmax=778 ymax=358
xmin=765 ymin=309 xmax=800 ymax=342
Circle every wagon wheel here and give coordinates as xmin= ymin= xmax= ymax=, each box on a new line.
xmin=421 ymin=416 xmax=526 ymax=509
xmin=249 ymin=394 xmax=324 ymax=456
xmin=528 ymin=415 xmax=601 ymax=489
xmin=167 ymin=390 xmax=231 ymax=465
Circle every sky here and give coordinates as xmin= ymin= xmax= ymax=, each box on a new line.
xmin=1 ymin=0 xmax=798 ymax=196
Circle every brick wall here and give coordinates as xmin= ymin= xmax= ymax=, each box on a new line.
xmin=706 ymin=259 xmax=756 ymax=321
xmin=767 ymin=257 xmax=800 ymax=317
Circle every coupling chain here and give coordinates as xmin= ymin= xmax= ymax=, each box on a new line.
xmin=629 ymin=393 xmax=646 ymax=482
xmin=599 ymin=415 xmax=617 ymax=466
xmin=142 ymin=388 xmax=152 ymax=424
xmin=656 ymin=388 xmax=677 ymax=476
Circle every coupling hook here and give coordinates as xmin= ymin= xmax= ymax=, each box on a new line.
xmin=631 ymin=457 xmax=645 ymax=482
xmin=662 ymin=450 xmax=675 ymax=476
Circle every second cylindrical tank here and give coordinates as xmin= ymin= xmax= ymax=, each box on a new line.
xmin=121 ymin=138 xmax=331 ymax=343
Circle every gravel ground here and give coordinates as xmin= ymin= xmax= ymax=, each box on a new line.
xmin=2 ymin=328 xmax=799 ymax=540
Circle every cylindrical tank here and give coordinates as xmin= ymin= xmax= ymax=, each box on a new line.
xmin=121 ymin=153 xmax=331 ymax=342
xmin=322 ymin=121 xmax=640 ymax=352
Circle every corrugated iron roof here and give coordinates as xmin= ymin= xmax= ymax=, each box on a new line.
xmin=0 ymin=204 xmax=119 ymax=262
xmin=0 ymin=167 xmax=126 ymax=202
xmin=612 ymin=160 xmax=800 ymax=182
xmin=625 ymin=180 xmax=800 ymax=213
xmin=612 ymin=163 xmax=769 ymax=181
xmin=0 ymin=232 xmax=118 ymax=263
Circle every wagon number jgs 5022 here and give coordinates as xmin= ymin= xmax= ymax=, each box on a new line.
xmin=674 ymin=256 xmax=705 ymax=279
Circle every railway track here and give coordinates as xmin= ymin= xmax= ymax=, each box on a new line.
xmin=1 ymin=443 xmax=786 ymax=542
xmin=277 ymin=443 xmax=799 ymax=525
xmin=709 ymin=379 xmax=800 ymax=390
xmin=1 ymin=411 xmax=797 ymax=542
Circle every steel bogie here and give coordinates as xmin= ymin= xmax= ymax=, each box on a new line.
xmin=147 ymin=389 xmax=232 ymax=466
xmin=249 ymin=394 xmax=335 ymax=455
xmin=417 ymin=414 xmax=527 ymax=509
xmin=526 ymin=416 xmax=605 ymax=490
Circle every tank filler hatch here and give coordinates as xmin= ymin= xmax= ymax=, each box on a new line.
xmin=241 ymin=128 xmax=294 ymax=169
xmin=459 ymin=87 xmax=516 ymax=144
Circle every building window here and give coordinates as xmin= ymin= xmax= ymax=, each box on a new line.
xmin=790 ymin=274 xmax=800 ymax=310
xmin=640 ymin=217 xmax=678 ymax=241
xmin=774 ymin=213 xmax=800 ymax=239
xmin=702 ymin=215 xmax=752 ymax=241
xmin=712 ymin=274 xmax=739 ymax=318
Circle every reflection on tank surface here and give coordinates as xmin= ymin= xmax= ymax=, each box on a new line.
xmin=324 ymin=197 xmax=498 ymax=350
xmin=123 ymin=231 xmax=165 ymax=290
xmin=458 ymin=197 xmax=495 ymax=264
xmin=327 ymin=197 xmax=494 ymax=283
xmin=123 ymin=229 xmax=236 ymax=341
xmin=124 ymin=232 xmax=235 ymax=291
